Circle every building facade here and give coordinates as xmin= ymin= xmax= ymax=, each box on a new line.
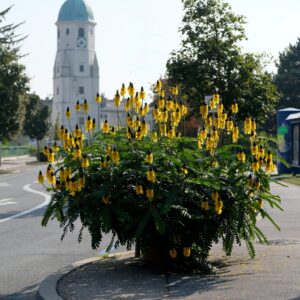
xmin=52 ymin=0 xmax=99 ymax=129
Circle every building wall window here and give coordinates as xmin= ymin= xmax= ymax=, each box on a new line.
xmin=57 ymin=65 xmax=59 ymax=73
xmin=57 ymin=29 xmax=60 ymax=39
xmin=90 ymin=29 xmax=93 ymax=35
xmin=66 ymin=28 xmax=70 ymax=35
xmin=56 ymin=87 xmax=59 ymax=95
xmin=79 ymin=86 xmax=84 ymax=94
xmin=79 ymin=65 xmax=84 ymax=72
xmin=78 ymin=28 xmax=85 ymax=38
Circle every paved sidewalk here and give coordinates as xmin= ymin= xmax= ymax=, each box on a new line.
xmin=0 ymin=156 xmax=44 ymax=173
xmin=48 ymin=183 xmax=300 ymax=299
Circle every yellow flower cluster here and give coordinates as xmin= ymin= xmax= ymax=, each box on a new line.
xmin=169 ymin=246 xmax=191 ymax=259
xmin=152 ymin=80 xmax=187 ymax=139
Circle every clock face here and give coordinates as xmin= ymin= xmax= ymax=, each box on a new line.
xmin=77 ymin=37 xmax=86 ymax=48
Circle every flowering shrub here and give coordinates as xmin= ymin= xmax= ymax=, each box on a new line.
xmin=40 ymin=81 xmax=281 ymax=272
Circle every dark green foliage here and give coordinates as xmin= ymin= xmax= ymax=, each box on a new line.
xmin=41 ymin=131 xmax=282 ymax=271
xmin=275 ymin=38 xmax=300 ymax=109
xmin=0 ymin=6 xmax=29 ymax=141
xmin=166 ymin=0 xmax=279 ymax=131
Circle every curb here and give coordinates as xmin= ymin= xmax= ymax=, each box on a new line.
xmin=36 ymin=252 xmax=133 ymax=300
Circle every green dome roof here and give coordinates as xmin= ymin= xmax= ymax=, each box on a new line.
xmin=57 ymin=0 xmax=94 ymax=22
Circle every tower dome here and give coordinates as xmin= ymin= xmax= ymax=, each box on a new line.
xmin=57 ymin=0 xmax=94 ymax=22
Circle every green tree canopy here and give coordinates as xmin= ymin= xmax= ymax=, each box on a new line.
xmin=275 ymin=38 xmax=300 ymax=109
xmin=0 ymin=7 xmax=29 ymax=142
xmin=23 ymin=94 xmax=50 ymax=154
xmin=166 ymin=0 xmax=279 ymax=130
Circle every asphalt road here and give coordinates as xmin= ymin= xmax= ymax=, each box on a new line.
xmin=0 ymin=162 xmax=115 ymax=299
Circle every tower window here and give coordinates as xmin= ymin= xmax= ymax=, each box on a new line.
xmin=56 ymin=87 xmax=59 ymax=95
xmin=79 ymin=65 xmax=84 ymax=72
xmin=78 ymin=28 xmax=85 ymax=38
xmin=66 ymin=28 xmax=70 ymax=35
xmin=79 ymin=86 xmax=84 ymax=94
xmin=57 ymin=65 xmax=59 ymax=73
xmin=57 ymin=29 xmax=60 ymax=39
xmin=90 ymin=29 xmax=93 ymax=35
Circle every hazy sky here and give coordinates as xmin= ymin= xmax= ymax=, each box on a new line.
xmin=1 ymin=0 xmax=300 ymax=100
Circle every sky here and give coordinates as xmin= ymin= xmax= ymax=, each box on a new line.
xmin=1 ymin=0 xmax=300 ymax=100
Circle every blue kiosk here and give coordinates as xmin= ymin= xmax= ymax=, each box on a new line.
xmin=277 ymin=108 xmax=300 ymax=174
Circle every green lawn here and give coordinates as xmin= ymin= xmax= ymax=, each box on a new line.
xmin=280 ymin=176 xmax=300 ymax=186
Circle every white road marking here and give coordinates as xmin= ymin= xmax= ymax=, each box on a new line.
xmin=0 ymin=183 xmax=12 ymax=187
xmin=0 ymin=184 xmax=51 ymax=224
xmin=0 ymin=201 xmax=18 ymax=206
xmin=0 ymin=198 xmax=13 ymax=203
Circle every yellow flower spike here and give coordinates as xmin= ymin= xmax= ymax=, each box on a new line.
xmin=60 ymin=125 xmax=65 ymax=140
xmin=81 ymin=156 xmax=89 ymax=169
xmin=169 ymin=249 xmax=177 ymax=259
xmin=152 ymin=105 xmax=161 ymax=123
xmin=258 ymin=145 xmax=265 ymax=158
xmin=254 ymin=179 xmax=260 ymax=189
xmin=111 ymin=147 xmax=120 ymax=165
xmin=83 ymin=99 xmax=89 ymax=113
xmin=244 ymin=115 xmax=252 ymax=134
xmin=92 ymin=118 xmax=96 ymax=130
xmin=250 ymin=130 xmax=257 ymax=143
xmin=211 ymin=126 xmax=219 ymax=141
xmin=95 ymin=93 xmax=102 ymax=103
xmin=135 ymin=116 xmax=141 ymax=128
xmin=265 ymin=150 xmax=273 ymax=162
xmin=258 ymin=199 xmax=264 ymax=209
xmin=111 ymin=126 xmax=116 ymax=136
xmin=158 ymin=96 xmax=165 ymax=109
xmin=140 ymin=120 xmax=148 ymax=135
xmin=145 ymin=150 xmax=153 ymax=164
xmin=38 ymin=170 xmax=44 ymax=185
xmin=102 ymin=119 xmax=109 ymax=134
xmin=136 ymin=127 xmax=143 ymax=141
xmin=161 ymin=107 xmax=168 ymax=123
xmin=217 ymin=102 xmax=224 ymax=116
xmin=226 ymin=118 xmax=233 ymax=132
xmin=151 ymin=130 xmax=158 ymax=143
xmin=74 ymin=124 xmax=81 ymax=138
xmin=159 ymin=89 xmax=165 ymax=98
xmin=166 ymin=97 xmax=174 ymax=111
xmin=128 ymin=82 xmax=135 ymax=97
xmin=251 ymin=142 xmax=259 ymax=156
xmin=231 ymin=100 xmax=238 ymax=114
xmin=102 ymin=196 xmax=111 ymax=205
xmin=197 ymin=139 xmax=203 ymax=150
xmin=135 ymin=185 xmax=144 ymax=195
xmin=237 ymin=150 xmax=246 ymax=163
xmin=43 ymin=146 xmax=49 ymax=156
xmin=155 ymin=80 xmax=162 ymax=92
xmin=205 ymin=115 xmax=213 ymax=128
xmin=265 ymin=159 xmax=274 ymax=173
xmin=85 ymin=116 xmax=92 ymax=132
xmin=209 ymin=98 xmax=217 ymax=110
xmin=48 ymin=149 xmax=55 ymax=163
xmin=125 ymin=98 xmax=131 ymax=112
xmin=73 ymin=145 xmax=82 ymax=160
xmin=66 ymin=107 xmax=71 ymax=119
xmin=215 ymin=198 xmax=223 ymax=215
xmin=171 ymin=85 xmax=179 ymax=96
xmin=183 ymin=247 xmax=191 ymax=257
xmin=232 ymin=124 xmax=239 ymax=143
xmin=53 ymin=141 xmax=59 ymax=153
xmin=247 ymin=174 xmax=254 ymax=188
xmin=59 ymin=167 xmax=65 ymax=182
xmin=100 ymin=157 xmax=108 ymax=169
xmin=120 ymin=83 xmax=126 ymax=97
xmin=140 ymin=86 xmax=146 ymax=100
xmin=114 ymin=90 xmax=121 ymax=107
xmin=49 ymin=172 xmax=56 ymax=187
xmin=75 ymin=100 xmax=81 ymax=112
xmin=252 ymin=157 xmax=260 ymax=172
xmin=146 ymin=166 xmax=156 ymax=183
xmin=142 ymin=103 xmax=149 ymax=116
xmin=201 ymin=201 xmax=209 ymax=211
xmin=212 ymin=93 xmax=220 ymax=103
xmin=167 ymin=126 xmax=176 ymax=139
xmin=146 ymin=189 xmax=154 ymax=201
xmin=105 ymin=144 xmax=111 ymax=156
xmin=212 ymin=192 xmax=219 ymax=202
xmin=159 ymin=124 xmax=167 ymax=137
xmin=46 ymin=164 xmax=52 ymax=181
xmin=199 ymin=102 xmax=208 ymax=119
xmin=198 ymin=126 xmax=207 ymax=140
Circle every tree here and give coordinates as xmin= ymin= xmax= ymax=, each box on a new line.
xmin=275 ymin=38 xmax=300 ymax=109
xmin=0 ymin=7 xmax=29 ymax=142
xmin=166 ymin=0 xmax=279 ymax=131
xmin=23 ymin=94 xmax=50 ymax=158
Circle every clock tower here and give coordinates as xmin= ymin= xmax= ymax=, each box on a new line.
xmin=52 ymin=0 xmax=99 ymax=129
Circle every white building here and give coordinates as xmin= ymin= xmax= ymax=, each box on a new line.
xmin=52 ymin=0 xmax=100 ymax=129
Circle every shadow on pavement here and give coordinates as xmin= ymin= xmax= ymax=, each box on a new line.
xmin=0 ymin=283 xmax=39 ymax=300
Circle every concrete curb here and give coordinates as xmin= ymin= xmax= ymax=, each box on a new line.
xmin=36 ymin=253 xmax=133 ymax=300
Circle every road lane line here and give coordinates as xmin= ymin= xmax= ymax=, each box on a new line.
xmin=0 ymin=198 xmax=13 ymax=203
xmin=0 ymin=184 xmax=51 ymax=224
xmin=0 ymin=201 xmax=18 ymax=206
